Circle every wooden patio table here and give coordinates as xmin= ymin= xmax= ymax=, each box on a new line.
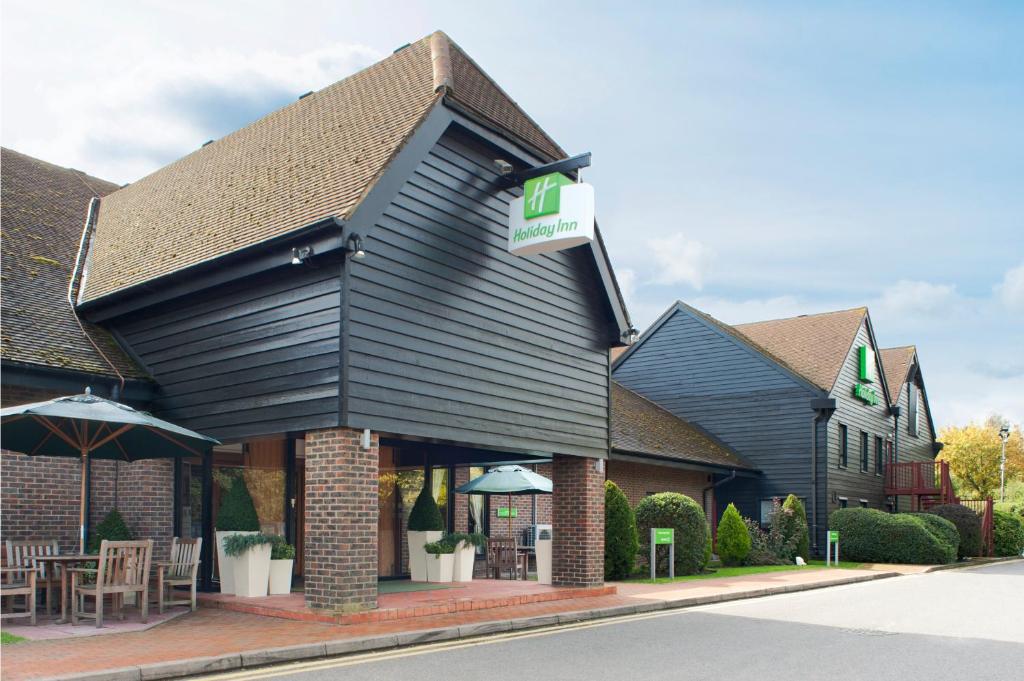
xmin=32 ymin=554 xmax=98 ymax=624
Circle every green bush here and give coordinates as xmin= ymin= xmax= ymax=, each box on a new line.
xmin=408 ymin=486 xmax=444 ymax=532
xmin=635 ymin=492 xmax=709 ymax=575
xmin=716 ymin=504 xmax=751 ymax=566
xmin=423 ymin=539 xmax=457 ymax=555
xmin=604 ymin=481 xmax=639 ymax=580
xmin=927 ymin=504 xmax=982 ymax=558
xmin=270 ymin=537 xmax=296 ymax=560
xmin=89 ymin=508 xmax=133 ymax=552
xmin=993 ymin=510 xmax=1024 ymax=557
xmin=829 ymin=508 xmax=955 ymax=564
xmin=223 ymin=532 xmax=276 ymax=556
xmin=215 ymin=478 xmax=260 ymax=531
xmin=780 ymin=495 xmax=810 ymax=561
xmin=908 ymin=513 xmax=960 ymax=556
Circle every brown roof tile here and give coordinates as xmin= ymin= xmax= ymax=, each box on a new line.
xmin=0 ymin=148 xmax=147 ymax=378
xmin=879 ymin=345 xmax=916 ymax=403
xmin=611 ymin=381 xmax=755 ymax=471
xmin=80 ymin=31 xmax=567 ymax=302
xmin=732 ymin=308 xmax=868 ymax=391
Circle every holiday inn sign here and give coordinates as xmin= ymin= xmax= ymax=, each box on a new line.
xmin=508 ymin=172 xmax=595 ymax=256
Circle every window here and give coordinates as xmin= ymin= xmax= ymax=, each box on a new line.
xmin=874 ymin=436 xmax=884 ymax=475
xmin=838 ymin=497 xmax=849 ymax=509
xmin=860 ymin=431 xmax=869 ymax=472
xmin=908 ymin=384 xmax=919 ymax=437
xmin=759 ymin=496 xmax=804 ymax=526
xmin=839 ymin=424 xmax=848 ymax=468
xmin=859 ymin=499 xmax=869 ymax=508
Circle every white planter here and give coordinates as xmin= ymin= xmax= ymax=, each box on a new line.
xmin=268 ymin=559 xmax=294 ymax=595
xmin=425 ymin=553 xmax=454 ymax=583
xmin=407 ymin=530 xmax=442 ymax=581
xmin=216 ymin=530 xmax=257 ymax=595
xmin=536 ymin=537 xmax=552 ymax=585
xmin=453 ymin=542 xmax=476 ymax=582
xmin=232 ymin=543 xmax=272 ymax=598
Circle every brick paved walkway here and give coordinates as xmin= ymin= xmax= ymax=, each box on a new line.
xmin=0 ymin=568 xmax=885 ymax=681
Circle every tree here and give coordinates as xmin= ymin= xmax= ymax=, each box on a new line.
xmin=938 ymin=416 xmax=1023 ymax=498
xmin=716 ymin=504 xmax=751 ymax=566
xmin=780 ymin=494 xmax=810 ymax=561
xmin=604 ymin=481 xmax=639 ymax=579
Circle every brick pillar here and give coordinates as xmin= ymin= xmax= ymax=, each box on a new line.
xmin=552 ymin=454 xmax=604 ymax=587
xmin=304 ymin=427 xmax=378 ymax=612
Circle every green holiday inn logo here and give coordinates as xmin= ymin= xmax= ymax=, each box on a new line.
xmin=523 ymin=172 xmax=573 ymax=220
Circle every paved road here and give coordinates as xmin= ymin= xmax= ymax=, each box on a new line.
xmin=213 ymin=561 xmax=1024 ymax=681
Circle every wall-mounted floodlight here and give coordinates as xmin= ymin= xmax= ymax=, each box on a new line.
xmin=291 ymin=246 xmax=314 ymax=265
xmin=347 ymin=234 xmax=366 ymax=259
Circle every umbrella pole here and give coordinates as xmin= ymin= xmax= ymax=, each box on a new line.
xmin=80 ymin=449 xmax=88 ymax=554
xmin=508 ymin=492 xmax=513 ymax=540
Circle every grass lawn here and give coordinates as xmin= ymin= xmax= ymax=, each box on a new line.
xmin=1 ymin=631 xmax=27 ymax=645
xmin=623 ymin=560 xmax=864 ymax=584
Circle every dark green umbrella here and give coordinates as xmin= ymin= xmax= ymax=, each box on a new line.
xmin=0 ymin=388 xmax=219 ymax=551
xmin=454 ymin=465 xmax=552 ymax=539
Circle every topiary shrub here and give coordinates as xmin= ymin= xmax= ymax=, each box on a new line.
xmin=716 ymin=503 xmax=751 ymax=566
xmin=88 ymin=508 xmax=133 ymax=552
xmin=909 ymin=513 xmax=960 ymax=557
xmin=635 ymin=492 xmax=708 ymax=575
xmin=215 ymin=478 xmax=260 ymax=531
xmin=780 ymin=495 xmax=810 ymax=561
xmin=993 ymin=510 xmax=1024 ymax=557
xmin=927 ymin=504 xmax=982 ymax=558
xmin=829 ymin=508 xmax=955 ymax=564
xmin=408 ymin=485 xmax=444 ymax=532
xmin=604 ymin=481 xmax=639 ymax=580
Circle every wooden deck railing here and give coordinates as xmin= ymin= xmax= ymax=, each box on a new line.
xmin=884 ymin=460 xmax=954 ymax=503
xmin=955 ymin=497 xmax=995 ymax=557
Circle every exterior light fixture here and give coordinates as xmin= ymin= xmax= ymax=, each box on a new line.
xmin=494 ymin=159 xmax=513 ymax=175
xmin=347 ymin=234 xmax=366 ymax=260
xmin=290 ymin=246 xmax=314 ymax=265
xmin=999 ymin=424 xmax=1011 ymax=502
xmin=624 ymin=327 xmax=639 ymax=345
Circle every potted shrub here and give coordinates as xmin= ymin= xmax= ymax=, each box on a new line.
xmin=215 ymin=478 xmax=260 ymax=595
xmin=535 ymin=528 xmax=552 ymax=584
xmin=423 ymin=538 xmax=456 ymax=583
xmin=268 ymin=538 xmax=295 ymax=595
xmin=450 ymin=532 xmax=487 ymax=582
xmin=407 ymin=486 xmax=443 ymax=581
xmin=224 ymin=533 xmax=275 ymax=598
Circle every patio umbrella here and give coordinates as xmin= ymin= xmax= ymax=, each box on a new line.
xmin=0 ymin=388 xmax=220 ymax=552
xmin=454 ymin=465 xmax=552 ymax=539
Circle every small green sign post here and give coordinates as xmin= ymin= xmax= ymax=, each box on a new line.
xmin=826 ymin=530 xmax=840 ymax=566
xmin=650 ymin=528 xmax=675 ymax=580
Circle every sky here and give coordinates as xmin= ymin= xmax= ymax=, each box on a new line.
xmin=2 ymin=0 xmax=1021 ymax=428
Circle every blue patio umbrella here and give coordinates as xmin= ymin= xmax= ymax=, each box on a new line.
xmin=454 ymin=465 xmax=552 ymax=539
xmin=0 ymin=388 xmax=219 ymax=551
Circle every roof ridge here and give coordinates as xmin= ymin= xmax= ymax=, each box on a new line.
xmin=429 ymin=31 xmax=453 ymax=93
xmin=733 ymin=306 xmax=868 ymax=327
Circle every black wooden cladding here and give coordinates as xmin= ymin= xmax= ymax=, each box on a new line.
xmin=344 ymin=129 xmax=612 ymax=459
xmin=110 ymin=265 xmax=341 ymax=441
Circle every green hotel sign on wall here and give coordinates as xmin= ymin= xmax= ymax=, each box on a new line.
xmin=853 ymin=345 xmax=881 ymax=405
xmin=508 ymin=172 xmax=595 ymax=256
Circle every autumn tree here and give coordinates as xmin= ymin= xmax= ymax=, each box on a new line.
xmin=938 ymin=416 xmax=1023 ymax=498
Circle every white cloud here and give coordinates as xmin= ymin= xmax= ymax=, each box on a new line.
xmin=4 ymin=43 xmax=381 ymax=183
xmin=686 ymin=294 xmax=806 ymax=326
xmin=647 ymin=233 xmax=713 ymax=289
xmin=994 ymin=262 xmax=1024 ymax=310
xmin=874 ymin=279 xmax=958 ymax=318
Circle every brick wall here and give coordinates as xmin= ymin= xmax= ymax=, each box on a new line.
xmin=607 ymin=460 xmax=710 ymax=511
xmin=551 ymin=454 xmax=604 ymax=587
xmin=304 ymin=427 xmax=378 ymax=612
xmin=1 ymin=382 xmax=173 ymax=557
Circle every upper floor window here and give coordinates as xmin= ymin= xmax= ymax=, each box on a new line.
xmin=839 ymin=424 xmax=848 ymax=468
xmin=908 ymin=384 xmax=920 ymax=437
xmin=874 ymin=436 xmax=884 ymax=475
xmin=860 ymin=431 xmax=870 ymax=472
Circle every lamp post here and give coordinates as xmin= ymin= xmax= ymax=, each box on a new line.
xmin=999 ymin=424 xmax=1010 ymax=502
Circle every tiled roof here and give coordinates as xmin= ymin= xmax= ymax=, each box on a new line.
xmin=732 ymin=308 xmax=868 ymax=392
xmin=80 ymin=31 xmax=565 ymax=302
xmin=879 ymin=345 xmax=916 ymax=403
xmin=0 ymin=148 xmax=147 ymax=378
xmin=611 ymin=381 xmax=755 ymax=471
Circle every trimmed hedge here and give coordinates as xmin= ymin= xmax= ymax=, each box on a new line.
xmin=89 ymin=508 xmax=133 ymax=552
xmin=927 ymin=504 xmax=982 ymax=558
xmin=604 ymin=481 xmax=639 ymax=580
xmin=215 ymin=478 xmax=260 ymax=531
xmin=781 ymin=495 xmax=810 ymax=561
xmin=408 ymin=485 xmax=444 ymax=531
xmin=829 ymin=508 xmax=956 ymax=564
xmin=909 ymin=513 xmax=960 ymax=557
xmin=993 ymin=510 xmax=1024 ymax=557
xmin=635 ymin=492 xmax=709 ymax=575
xmin=716 ymin=503 xmax=751 ymax=566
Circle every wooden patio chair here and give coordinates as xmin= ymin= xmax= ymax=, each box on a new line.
xmin=154 ymin=537 xmax=201 ymax=613
xmin=5 ymin=539 xmax=60 ymax=617
xmin=70 ymin=539 xmax=153 ymax=628
xmin=0 ymin=566 xmax=37 ymax=625
xmin=487 ymin=537 xmax=522 ymax=580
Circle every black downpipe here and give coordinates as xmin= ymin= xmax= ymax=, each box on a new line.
xmin=810 ymin=398 xmax=837 ymax=555
xmin=200 ymin=451 xmax=214 ymax=590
